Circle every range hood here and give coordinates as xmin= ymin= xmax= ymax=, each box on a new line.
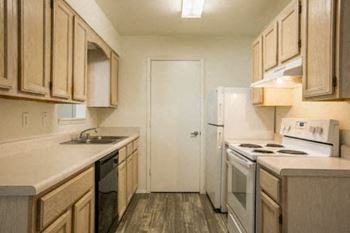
xmin=251 ymin=57 xmax=303 ymax=88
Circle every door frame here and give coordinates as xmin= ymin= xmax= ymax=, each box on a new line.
xmin=146 ymin=58 xmax=206 ymax=193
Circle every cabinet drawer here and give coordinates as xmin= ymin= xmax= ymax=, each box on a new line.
xmin=119 ymin=146 xmax=126 ymax=163
xmin=127 ymin=142 xmax=133 ymax=156
xmin=38 ymin=167 xmax=94 ymax=230
xmin=260 ymin=168 xmax=280 ymax=203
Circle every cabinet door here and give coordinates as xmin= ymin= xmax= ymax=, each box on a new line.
xmin=278 ymin=0 xmax=301 ymax=63
xmin=251 ymin=36 xmax=264 ymax=105
xmin=0 ymin=0 xmax=12 ymax=90
xmin=19 ymin=0 xmax=50 ymax=95
xmin=303 ymin=0 xmax=336 ymax=98
xmin=73 ymin=190 xmax=94 ymax=233
xmin=42 ymin=209 xmax=72 ymax=233
xmin=110 ymin=52 xmax=119 ymax=106
xmin=260 ymin=192 xmax=281 ymax=233
xmin=51 ymin=0 xmax=73 ymax=99
xmin=118 ymin=161 xmax=127 ymax=219
xmin=126 ymin=155 xmax=133 ymax=203
xmin=72 ymin=16 xmax=88 ymax=101
xmin=263 ymin=22 xmax=278 ymax=71
xmin=133 ymin=151 xmax=138 ymax=193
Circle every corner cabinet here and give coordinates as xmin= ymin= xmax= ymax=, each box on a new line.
xmin=0 ymin=0 xmax=13 ymax=90
xmin=73 ymin=16 xmax=88 ymax=101
xmin=51 ymin=0 xmax=74 ymax=99
xmin=251 ymin=36 xmax=264 ymax=105
xmin=302 ymin=0 xmax=350 ymax=100
xmin=19 ymin=0 xmax=50 ymax=95
xmin=110 ymin=52 xmax=119 ymax=107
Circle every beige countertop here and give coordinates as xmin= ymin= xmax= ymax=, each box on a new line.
xmin=0 ymin=129 xmax=139 ymax=196
xmin=258 ymin=157 xmax=350 ymax=177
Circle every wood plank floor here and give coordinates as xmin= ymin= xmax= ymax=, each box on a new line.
xmin=116 ymin=193 xmax=228 ymax=233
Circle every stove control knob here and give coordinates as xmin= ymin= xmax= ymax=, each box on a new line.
xmin=309 ymin=126 xmax=316 ymax=134
xmin=316 ymin=127 xmax=324 ymax=135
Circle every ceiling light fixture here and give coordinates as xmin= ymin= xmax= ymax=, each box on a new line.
xmin=182 ymin=0 xmax=205 ymax=18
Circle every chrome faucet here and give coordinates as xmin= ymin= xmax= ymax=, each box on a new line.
xmin=79 ymin=128 xmax=98 ymax=139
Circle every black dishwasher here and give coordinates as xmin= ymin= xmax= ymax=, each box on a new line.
xmin=95 ymin=150 xmax=119 ymax=233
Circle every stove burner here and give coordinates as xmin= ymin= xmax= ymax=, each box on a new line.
xmin=266 ymin=143 xmax=284 ymax=148
xmin=253 ymin=149 xmax=274 ymax=154
xmin=239 ymin=144 xmax=262 ymax=148
xmin=278 ymin=150 xmax=308 ymax=155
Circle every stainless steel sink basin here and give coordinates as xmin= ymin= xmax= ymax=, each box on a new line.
xmin=61 ymin=136 xmax=128 ymax=145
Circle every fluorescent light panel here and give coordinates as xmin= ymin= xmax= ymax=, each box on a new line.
xmin=182 ymin=0 xmax=205 ymax=18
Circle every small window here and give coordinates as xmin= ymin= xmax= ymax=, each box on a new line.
xmin=57 ymin=104 xmax=86 ymax=119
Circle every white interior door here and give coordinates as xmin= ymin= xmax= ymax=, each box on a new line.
xmin=150 ymin=60 xmax=202 ymax=192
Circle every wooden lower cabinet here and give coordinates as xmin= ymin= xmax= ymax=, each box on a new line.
xmin=260 ymin=192 xmax=281 ymax=233
xmin=118 ymin=161 xmax=127 ymax=219
xmin=126 ymin=154 xmax=133 ymax=203
xmin=133 ymin=151 xmax=138 ymax=193
xmin=42 ymin=209 xmax=72 ymax=233
xmin=73 ymin=190 xmax=94 ymax=233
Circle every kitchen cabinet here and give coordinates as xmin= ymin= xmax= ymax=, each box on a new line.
xmin=0 ymin=0 xmax=13 ymax=90
xmin=51 ymin=0 xmax=74 ymax=99
xmin=126 ymin=154 xmax=133 ymax=203
xmin=258 ymin=166 xmax=350 ymax=233
xmin=72 ymin=16 xmax=88 ymax=101
xmin=251 ymin=36 xmax=264 ymax=105
xmin=73 ymin=190 xmax=94 ymax=233
xmin=263 ymin=22 xmax=278 ymax=72
xmin=42 ymin=210 xmax=72 ymax=233
xmin=260 ymin=192 xmax=281 ymax=233
xmin=110 ymin=52 xmax=119 ymax=106
xmin=278 ymin=0 xmax=301 ymax=63
xmin=118 ymin=160 xmax=127 ymax=219
xmin=19 ymin=0 xmax=50 ymax=95
xmin=302 ymin=0 xmax=350 ymax=100
xmin=133 ymin=150 xmax=138 ymax=193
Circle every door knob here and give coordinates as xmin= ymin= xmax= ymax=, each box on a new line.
xmin=190 ymin=131 xmax=200 ymax=137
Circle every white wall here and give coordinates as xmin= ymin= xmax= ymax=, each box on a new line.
xmin=66 ymin=0 xmax=122 ymax=54
xmin=99 ymin=35 xmax=253 ymax=192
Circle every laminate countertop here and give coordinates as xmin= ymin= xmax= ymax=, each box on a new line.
xmin=258 ymin=157 xmax=350 ymax=177
xmin=0 ymin=131 xmax=139 ymax=196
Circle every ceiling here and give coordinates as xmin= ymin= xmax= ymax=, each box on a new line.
xmin=96 ymin=0 xmax=292 ymax=36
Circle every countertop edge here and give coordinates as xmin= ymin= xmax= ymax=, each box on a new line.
xmin=0 ymin=134 xmax=139 ymax=196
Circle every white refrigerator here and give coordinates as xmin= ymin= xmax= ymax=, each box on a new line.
xmin=205 ymin=87 xmax=275 ymax=212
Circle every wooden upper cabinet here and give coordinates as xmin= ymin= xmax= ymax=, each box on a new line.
xmin=278 ymin=0 xmax=301 ymax=63
xmin=42 ymin=210 xmax=72 ymax=233
xmin=19 ymin=0 xmax=50 ymax=95
xmin=110 ymin=52 xmax=119 ymax=106
xmin=263 ymin=22 xmax=278 ymax=72
xmin=51 ymin=0 xmax=73 ymax=99
xmin=73 ymin=16 xmax=88 ymax=101
xmin=302 ymin=0 xmax=350 ymax=100
xmin=0 ymin=0 xmax=12 ymax=90
xmin=251 ymin=36 xmax=264 ymax=105
xmin=73 ymin=190 xmax=94 ymax=233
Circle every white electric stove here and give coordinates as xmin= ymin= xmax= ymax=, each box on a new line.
xmin=226 ymin=118 xmax=340 ymax=233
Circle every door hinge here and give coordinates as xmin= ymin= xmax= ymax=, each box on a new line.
xmin=50 ymin=0 xmax=54 ymax=9
xmin=298 ymin=39 xmax=302 ymax=49
xmin=49 ymin=81 xmax=53 ymax=90
xmin=299 ymin=2 xmax=302 ymax=14
xmin=279 ymin=215 xmax=283 ymax=225
xmin=333 ymin=76 xmax=337 ymax=88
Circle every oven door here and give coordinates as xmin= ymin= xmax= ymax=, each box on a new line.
xmin=226 ymin=149 xmax=256 ymax=233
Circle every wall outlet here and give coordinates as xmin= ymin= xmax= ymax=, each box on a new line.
xmin=42 ymin=112 xmax=48 ymax=127
xmin=22 ymin=112 xmax=29 ymax=128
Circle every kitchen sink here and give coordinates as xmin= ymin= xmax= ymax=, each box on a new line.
xmin=61 ymin=136 xmax=128 ymax=145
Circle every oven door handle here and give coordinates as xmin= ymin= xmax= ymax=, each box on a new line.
xmin=227 ymin=150 xmax=255 ymax=169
